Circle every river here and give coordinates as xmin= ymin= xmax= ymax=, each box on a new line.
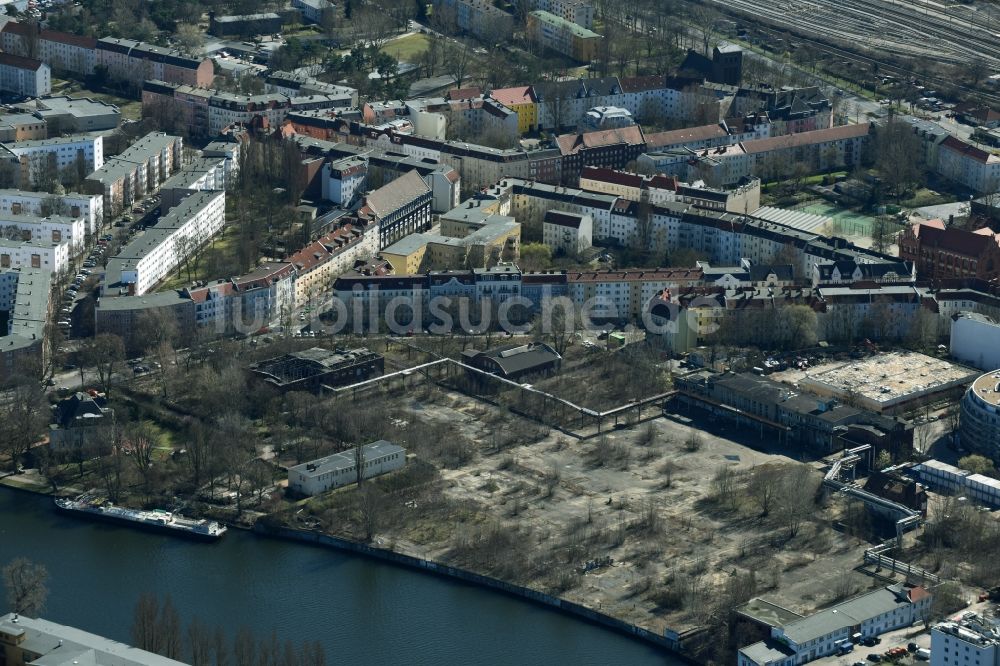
xmin=0 ymin=488 xmax=677 ymax=665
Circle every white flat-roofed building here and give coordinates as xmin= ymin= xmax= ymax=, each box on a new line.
xmin=914 ymin=459 xmax=971 ymax=494
xmin=287 ymin=440 xmax=406 ymax=496
xmin=932 ymin=615 xmax=1000 ymax=666
xmin=0 ymin=189 xmax=103 ymax=234
xmin=104 ymin=190 xmax=224 ymax=295
xmin=2 ymin=134 xmax=103 ymax=188
xmin=0 ymin=236 xmax=70 ymax=274
xmin=26 ymin=95 xmax=121 ymax=132
xmin=965 ymin=473 xmax=1000 ymax=507
xmin=0 ymin=213 xmax=87 ymax=252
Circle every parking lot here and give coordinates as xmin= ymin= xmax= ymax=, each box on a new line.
xmin=811 ymin=625 xmax=931 ymax=666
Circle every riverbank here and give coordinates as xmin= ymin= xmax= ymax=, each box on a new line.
xmin=254 ymin=521 xmax=697 ymax=662
xmin=3 ymin=486 xmax=675 ymax=666
xmin=2 ymin=472 xmax=693 ymax=661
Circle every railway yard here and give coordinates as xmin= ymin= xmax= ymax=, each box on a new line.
xmin=696 ymin=0 xmax=1000 ymax=106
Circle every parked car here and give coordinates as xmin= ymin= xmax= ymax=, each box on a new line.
xmin=868 ymin=655 xmax=882 ymax=663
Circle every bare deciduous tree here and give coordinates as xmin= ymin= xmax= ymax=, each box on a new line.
xmin=2 ymin=557 xmax=48 ymax=616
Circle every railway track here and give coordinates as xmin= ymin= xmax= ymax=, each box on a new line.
xmin=705 ymin=0 xmax=1000 ymax=69
xmin=742 ymin=23 xmax=1000 ymax=108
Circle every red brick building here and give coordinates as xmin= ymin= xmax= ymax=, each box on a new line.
xmin=898 ymin=219 xmax=1000 ymax=281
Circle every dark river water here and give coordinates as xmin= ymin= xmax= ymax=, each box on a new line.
xmin=0 ymin=487 xmax=678 ymax=665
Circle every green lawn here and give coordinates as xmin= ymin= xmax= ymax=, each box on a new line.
xmin=158 ymin=230 xmax=241 ymax=292
xmin=381 ymin=33 xmax=430 ymax=63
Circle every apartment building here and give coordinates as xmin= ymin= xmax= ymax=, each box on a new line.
xmin=294 ymin=135 xmax=462 ymax=213
xmin=158 ymin=156 xmax=228 ymax=210
xmin=533 ymin=0 xmax=593 ymax=28
xmin=263 ymin=71 xmax=357 ymax=104
xmin=0 ymin=267 xmax=50 ymax=379
xmin=542 ymin=210 xmax=592 ymax=255
xmin=430 ymin=0 xmax=515 ymax=40
xmin=94 ymin=290 xmax=196 ymax=353
xmin=0 ymin=189 xmax=103 ymax=234
xmin=556 ymin=125 xmax=646 ymax=183
xmin=936 ymin=135 xmax=1000 ymax=193
xmin=292 ymin=0 xmax=336 ymax=23
xmin=85 ymin=132 xmax=182 ymax=218
xmin=2 ymin=134 xmax=103 ymax=188
xmin=0 ymin=21 xmax=97 ymax=76
xmin=489 ymin=86 xmax=539 ymax=134
xmin=208 ymin=12 xmax=284 ymax=37
xmin=0 ymin=214 xmax=87 ymax=252
xmin=381 ymin=214 xmax=520 ymax=274
xmin=359 ymin=169 xmax=432 ymax=249
xmin=288 ymin=223 xmax=378 ymax=308
xmin=103 ymin=190 xmax=225 ymax=296
xmin=898 ymin=219 xmax=1000 ymax=281
xmin=142 ymin=80 xmax=354 ymax=138
xmin=0 ymin=236 xmax=70 ymax=274
xmin=931 ymin=615 xmax=1000 ymax=666
xmin=0 ymin=53 xmax=50 ymax=97
xmin=579 ymin=166 xmax=762 ymax=213
xmin=743 ymin=122 xmax=869 ymax=175
xmin=187 ymin=261 xmax=296 ymax=335
xmin=96 ymin=37 xmax=213 ymax=89
xmin=527 ymin=10 xmax=601 ymax=62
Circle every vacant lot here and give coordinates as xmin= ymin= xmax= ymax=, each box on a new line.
xmin=283 ymin=375 xmax=880 ymax=661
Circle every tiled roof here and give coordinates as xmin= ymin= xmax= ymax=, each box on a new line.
xmin=364 ymin=169 xmax=429 ymax=219
xmin=1 ymin=21 xmax=97 ymax=48
xmin=645 ymin=124 xmax=729 ymax=149
xmin=556 ymin=125 xmax=645 ymax=155
xmin=0 ymin=52 xmax=43 ymax=70
xmin=742 ymin=122 xmax=869 ymax=154
xmin=490 ymin=86 xmax=536 ymax=107
xmin=580 ymin=166 xmax=644 ymax=188
xmin=941 ymin=135 xmax=998 ymax=164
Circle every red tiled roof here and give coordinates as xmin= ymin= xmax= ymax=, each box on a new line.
xmin=556 ymin=126 xmax=645 ymax=156
xmin=644 ymin=124 xmax=729 ymax=149
xmin=742 ymin=122 xmax=869 ymax=154
xmin=618 ymin=75 xmax=665 ymax=94
xmin=917 ymin=223 xmax=1000 ymax=256
xmin=2 ymin=21 xmax=97 ymax=49
xmin=566 ymin=268 xmax=703 ymax=283
xmin=0 ymin=51 xmax=43 ymax=70
xmin=940 ymin=135 xmax=996 ymax=164
xmin=447 ymin=87 xmax=482 ymax=101
xmin=580 ymin=166 xmax=644 ymax=188
xmin=490 ymin=86 xmax=536 ymax=107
